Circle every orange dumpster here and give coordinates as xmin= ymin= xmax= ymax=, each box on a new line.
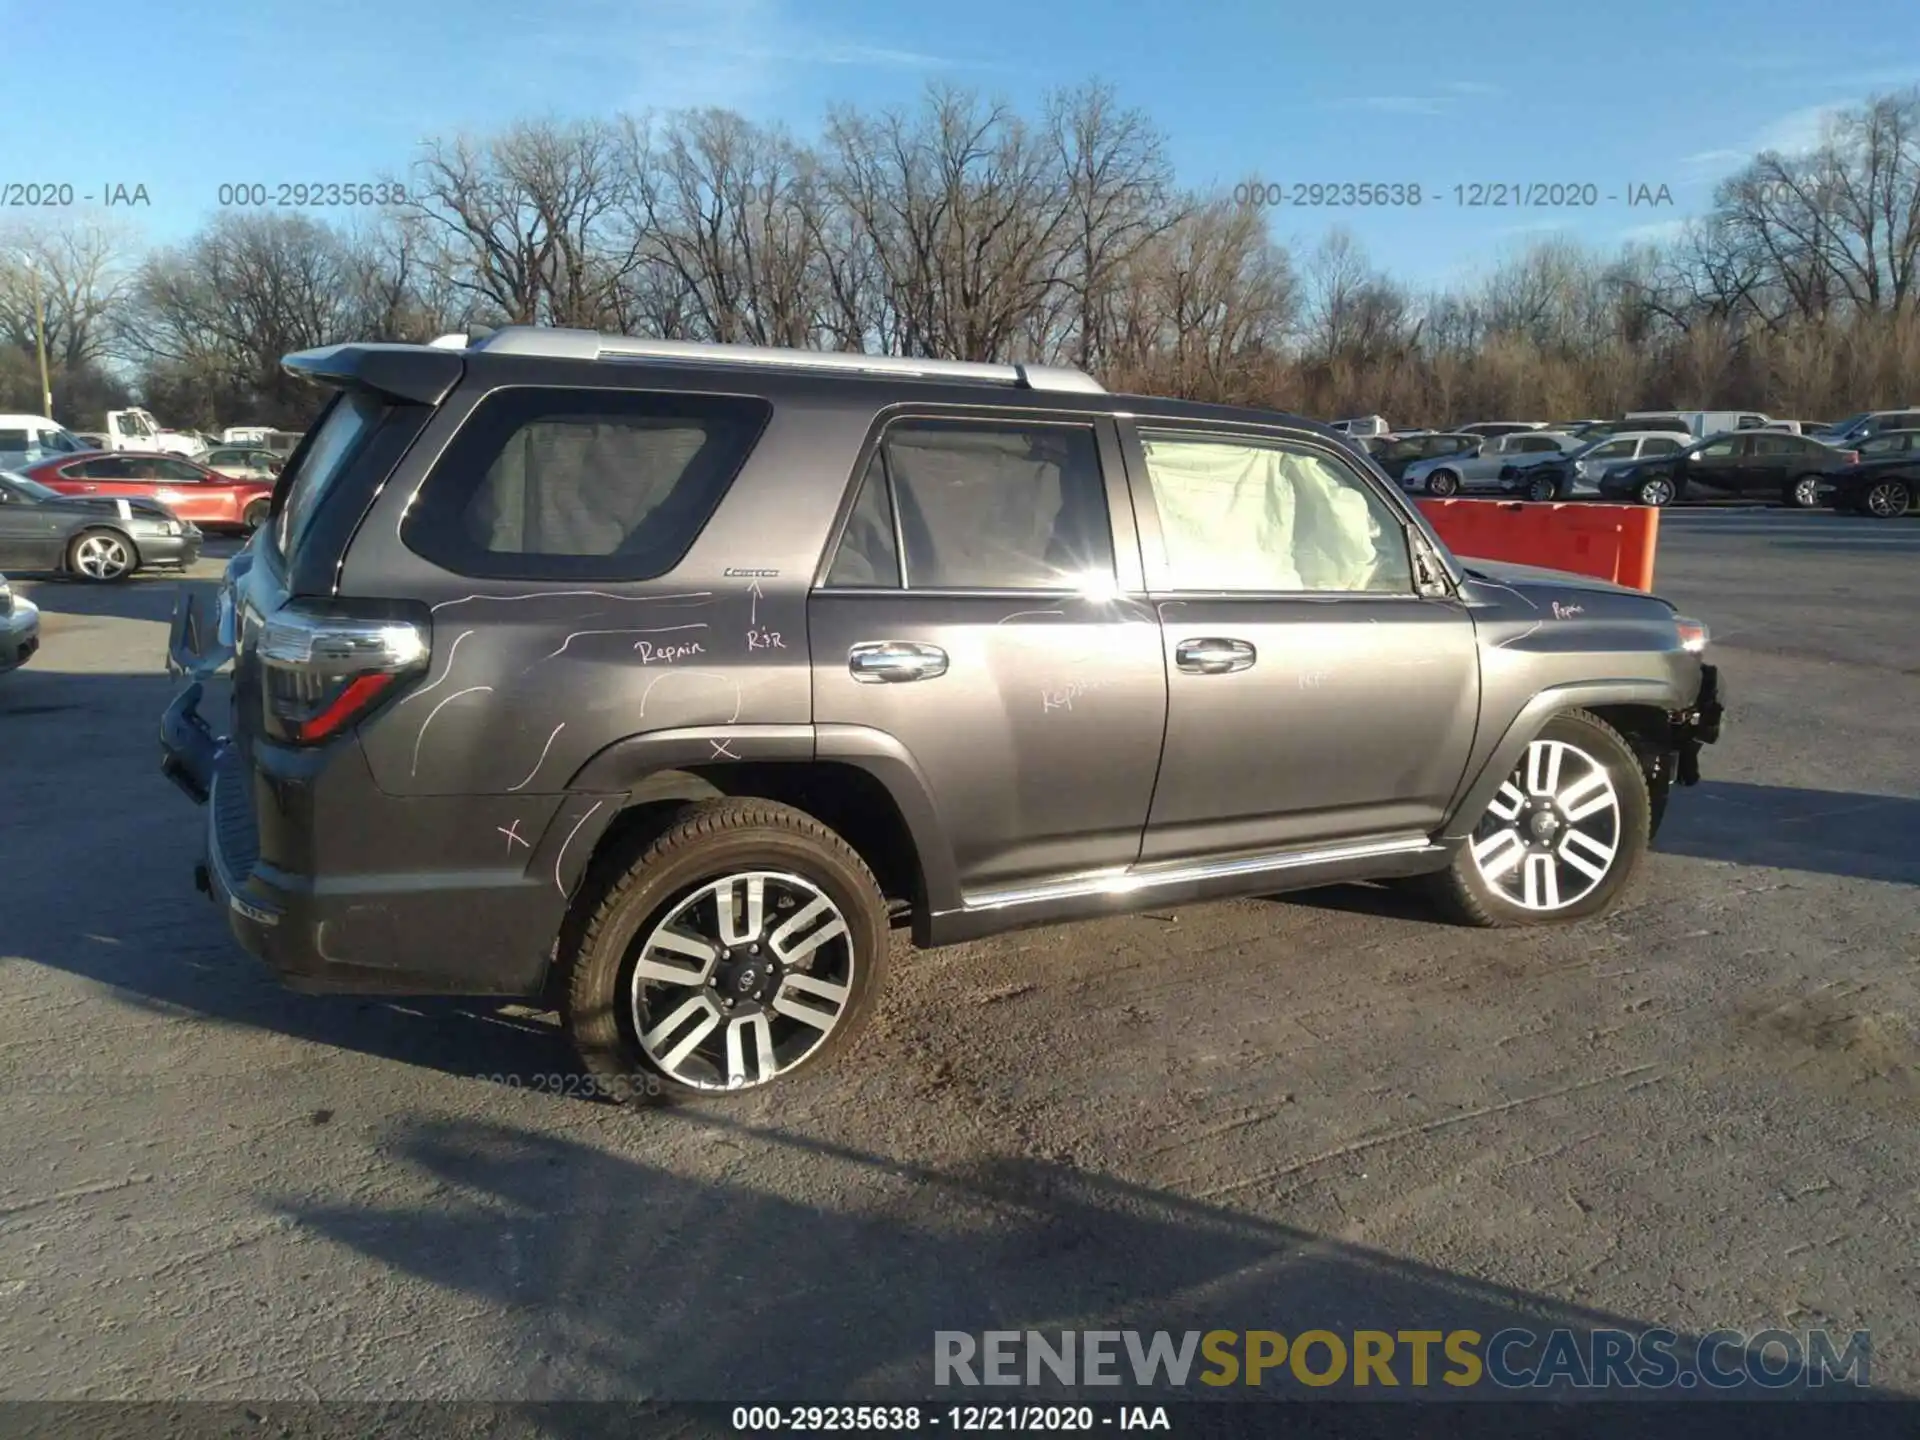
xmin=1415 ymin=499 xmax=1660 ymax=592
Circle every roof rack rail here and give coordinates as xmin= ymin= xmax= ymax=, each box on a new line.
xmin=457 ymin=326 xmax=1106 ymax=394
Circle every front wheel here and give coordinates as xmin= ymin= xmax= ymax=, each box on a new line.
xmin=1783 ymin=474 xmax=1824 ymax=509
xmin=1525 ymin=472 xmax=1559 ymax=502
xmin=1424 ymin=709 xmax=1650 ymax=927
xmin=562 ymin=799 xmax=890 ymax=1104
xmin=242 ymin=499 xmax=271 ymax=531
xmin=1426 ymin=470 xmax=1461 ymax=497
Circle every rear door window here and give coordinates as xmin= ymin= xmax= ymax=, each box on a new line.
xmin=871 ymin=419 xmax=1113 ymax=590
xmin=402 ymin=387 xmax=772 ymax=581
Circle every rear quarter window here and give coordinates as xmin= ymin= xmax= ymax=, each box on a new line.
xmin=401 ymin=387 xmax=773 ymax=581
xmin=273 ymin=389 xmax=388 ymax=562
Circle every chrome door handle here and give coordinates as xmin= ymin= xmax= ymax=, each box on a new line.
xmin=848 ymin=640 xmax=949 ymax=683
xmin=1175 ymin=638 xmax=1256 ymax=674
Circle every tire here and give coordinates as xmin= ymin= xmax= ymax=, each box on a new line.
xmin=1783 ymin=474 xmax=1823 ymax=509
xmin=242 ymin=499 xmax=271 ymax=531
xmin=1426 ymin=469 xmax=1460 ymax=497
xmin=1525 ymin=472 xmax=1559 ymax=502
xmin=68 ymin=528 xmax=137 ymax=583
xmin=1424 ymin=709 xmax=1651 ymax=928
xmin=1634 ymin=475 xmax=1676 ymax=507
xmin=1862 ymin=478 xmax=1912 ymax=519
xmin=562 ymin=798 xmax=890 ymax=1105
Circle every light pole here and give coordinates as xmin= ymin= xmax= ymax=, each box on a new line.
xmin=20 ymin=253 xmax=53 ymax=418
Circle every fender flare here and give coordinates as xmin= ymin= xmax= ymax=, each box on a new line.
xmin=539 ymin=722 xmax=961 ymax=921
xmin=1441 ymin=679 xmax=1685 ymax=840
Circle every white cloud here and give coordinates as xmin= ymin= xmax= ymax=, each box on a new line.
xmin=1338 ymin=95 xmax=1452 ymax=116
xmin=1616 ymin=218 xmax=1691 ymax=245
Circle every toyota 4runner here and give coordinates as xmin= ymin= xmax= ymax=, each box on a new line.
xmin=159 ymin=327 xmax=1724 ymax=1102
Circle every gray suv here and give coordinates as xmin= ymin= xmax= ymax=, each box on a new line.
xmin=159 ymin=328 xmax=1724 ymax=1102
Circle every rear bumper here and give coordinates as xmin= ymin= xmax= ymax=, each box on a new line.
xmin=160 ymin=679 xmax=565 ymax=997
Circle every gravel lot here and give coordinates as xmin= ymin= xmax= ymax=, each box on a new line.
xmin=1 ymin=509 xmax=1915 ymax=1408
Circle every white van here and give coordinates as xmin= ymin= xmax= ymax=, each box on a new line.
xmin=1624 ymin=410 xmax=1772 ymax=438
xmin=1330 ymin=414 xmax=1392 ymax=438
xmin=0 ymin=414 xmax=93 ymax=469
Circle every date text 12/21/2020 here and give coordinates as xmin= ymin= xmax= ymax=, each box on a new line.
xmin=1229 ymin=181 xmax=1675 ymax=208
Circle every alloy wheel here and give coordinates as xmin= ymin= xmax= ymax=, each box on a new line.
xmin=628 ymin=870 xmax=855 ymax=1091
xmin=1637 ymin=477 xmax=1675 ymax=507
xmin=1865 ymin=481 xmax=1910 ymax=518
xmin=1469 ymin=739 xmax=1622 ymax=913
xmin=74 ymin=533 xmax=132 ymax=580
xmin=1791 ymin=476 xmax=1822 ymax=508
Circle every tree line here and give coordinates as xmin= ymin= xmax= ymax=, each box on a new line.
xmin=2 ymin=82 xmax=1917 ymax=433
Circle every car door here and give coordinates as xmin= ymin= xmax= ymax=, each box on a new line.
xmin=1120 ymin=422 xmax=1480 ymax=861
xmin=144 ymin=456 xmax=224 ymax=523
xmin=0 ymin=481 xmax=68 ymax=570
xmin=809 ymin=412 xmax=1169 ymax=904
xmin=1745 ymin=433 xmax=1805 ymax=493
xmin=1684 ymin=434 xmax=1746 ymax=493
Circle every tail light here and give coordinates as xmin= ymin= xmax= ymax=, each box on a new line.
xmin=260 ymin=602 xmax=430 ymax=745
xmin=1673 ymin=616 xmax=1709 ymax=654
xmin=1844 ymin=451 xmax=1859 ymax=464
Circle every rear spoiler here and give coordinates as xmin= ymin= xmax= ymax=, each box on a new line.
xmin=281 ymin=342 xmax=464 ymax=406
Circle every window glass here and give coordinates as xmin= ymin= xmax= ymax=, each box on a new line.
xmin=1137 ymin=431 xmax=1412 ymax=594
xmin=881 ymin=420 xmax=1112 ymax=590
xmin=1592 ymin=439 xmax=1635 ymax=458
xmin=825 ymin=450 xmax=902 ymax=588
xmin=153 ymin=458 xmax=206 ymax=480
xmin=0 ymin=430 xmax=29 ymax=449
xmin=403 ymin=388 xmax=768 ymax=581
xmin=1517 ymin=436 xmax=1562 ymax=453
xmin=1642 ymin=438 xmax=1683 ymax=456
xmin=1699 ymin=438 xmax=1738 ymax=458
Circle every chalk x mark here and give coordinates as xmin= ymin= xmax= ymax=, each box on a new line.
xmin=498 ymin=820 xmax=531 ymax=852
xmin=709 ymin=739 xmax=742 ymax=760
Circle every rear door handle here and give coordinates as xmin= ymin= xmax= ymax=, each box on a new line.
xmin=1175 ymin=637 xmax=1256 ymax=674
xmin=848 ymin=640 xmax=949 ymax=683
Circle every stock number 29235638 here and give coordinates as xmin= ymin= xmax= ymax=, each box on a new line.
xmin=1234 ymin=181 xmax=1422 ymax=207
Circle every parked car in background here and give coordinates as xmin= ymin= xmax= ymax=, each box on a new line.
xmin=1455 ymin=421 xmax=1548 ymax=438
xmin=202 ymin=446 xmax=284 ymax=480
xmin=0 ymin=471 xmax=202 ymax=581
xmin=1370 ymin=431 xmax=1481 ymax=483
xmin=1624 ymin=410 xmax=1772 ymax=439
xmin=1548 ymin=419 xmax=1608 ymax=437
xmin=1822 ymin=430 xmax=1920 ymax=518
xmin=0 ymin=572 xmax=39 ymax=673
xmin=1759 ymin=419 xmax=1810 ymax=434
xmin=1599 ymin=430 xmax=1858 ymax=507
xmin=1401 ymin=430 xmax=1582 ymax=496
xmin=1500 ymin=431 xmax=1692 ymax=500
xmin=1810 ymin=408 xmax=1920 ymax=449
xmin=1330 ymin=414 xmax=1392 ymax=437
xmin=98 ymin=408 xmax=208 ymax=458
xmin=73 ymin=432 xmax=108 ymax=450
xmin=24 ymin=451 xmax=274 ymax=533
xmin=0 ymin=415 xmax=93 ymax=470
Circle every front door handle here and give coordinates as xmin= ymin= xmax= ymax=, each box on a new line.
xmin=848 ymin=640 xmax=949 ymax=683
xmin=1175 ymin=637 xmax=1256 ymax=674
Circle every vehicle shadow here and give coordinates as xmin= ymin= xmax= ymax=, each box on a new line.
xmin=1652 ymin=780 xmax=1920 ymax=887
xmin=252 ymin=1112 xmax=1886 ymax=1421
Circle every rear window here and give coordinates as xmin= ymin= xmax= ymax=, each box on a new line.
xmin=273 ymin=389 xmax=386 ymax=561
xmin=402 ymin=387 xmax=772 ymax=581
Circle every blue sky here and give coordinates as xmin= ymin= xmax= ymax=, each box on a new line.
xmin=3 ymin=0 xmax=1916 ymax=292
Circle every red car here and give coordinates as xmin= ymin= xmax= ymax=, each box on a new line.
xmin=23 ymin=451 xmax=274 ymax=533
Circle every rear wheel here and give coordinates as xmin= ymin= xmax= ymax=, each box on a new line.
xmin=1425 ymin=710 xmax=1650 ymax=928
xmin=242 ymin=499 xmax=271 ymax=531
xmin=562 ymin=799 xmax=890 ymax=1104
xmin=68 ymin=528 xmax=136 ymax=583
xmin=1426 ymin=469 xmax=1460 ymax=497
xmin=1635 ymin=476 xmax=1676 ymax=507
xmin=1525 ymin=472 xmax=1559 ymax=502
xmin=1784 ymin=474 xmax=1823 ymax=509
xmin=1862 ymin=479 xmax=1912 ymax=518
